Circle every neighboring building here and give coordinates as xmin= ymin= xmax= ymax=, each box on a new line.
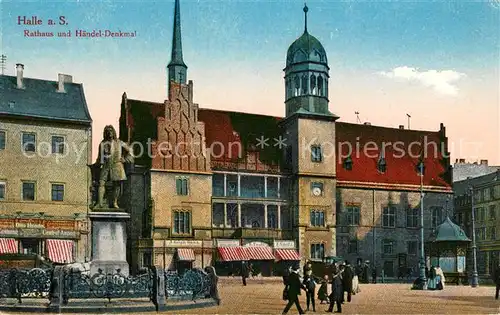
xmin=119 ymin=0 xmax=453 ymax=276
xmin=453 ymin=159 xmax=499 ymax=182
xmin=0 ymin=65 xmax=92 ymax=264
xmin=454 ymin=170 xmax=500 ymax=281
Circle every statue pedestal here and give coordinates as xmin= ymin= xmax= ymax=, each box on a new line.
xmin=89 ymin=210 xmax=130 ymax=276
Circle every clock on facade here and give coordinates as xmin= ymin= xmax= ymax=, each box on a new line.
xmin=312 ymin=187 xmax=322 ymax=196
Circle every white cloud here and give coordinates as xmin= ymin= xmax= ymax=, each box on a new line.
xmin=378 ymin=66 xmax=466 ymax=96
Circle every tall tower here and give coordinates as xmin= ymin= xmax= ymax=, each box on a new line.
xmin=280 ymin=4 xmax=339 ymax=263
xmin=284 ymin=4 xmax=332 ymax=117
xmin=167 ymin=0 xmax=187 ymax=94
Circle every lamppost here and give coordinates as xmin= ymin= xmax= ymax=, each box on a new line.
xmin=417 ymin=161 xmax=427 ymax=289
xmin=469 ymin=186 xmax=479 ymax=287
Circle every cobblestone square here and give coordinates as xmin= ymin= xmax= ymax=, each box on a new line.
xmin=171 ymin=278 xmax=499 ymax=314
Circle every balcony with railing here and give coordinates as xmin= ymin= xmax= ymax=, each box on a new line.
xmin=212 ymin=172 xmax=289 ymax=200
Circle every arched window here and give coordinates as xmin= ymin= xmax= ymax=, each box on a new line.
xmin=317 ymin=76 xmax=323 ymax=96
xmin=310 ymin=74 xmax=316 ymax=95
xmin=302 ymin=75 xmax=308 ymax=94
xmin=294 ymin=76 xmax=300 ymax=96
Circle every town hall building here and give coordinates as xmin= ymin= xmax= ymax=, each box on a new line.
xmin=119 ymin=0 xmax=453 ymax=277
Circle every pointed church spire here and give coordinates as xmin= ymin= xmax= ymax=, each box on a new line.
xmin=303 ymin=3 xmax=309 ymax=33
xmin=167 ymin=0 xmax=187 ymax=90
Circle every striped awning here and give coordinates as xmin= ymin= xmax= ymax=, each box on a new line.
xmin=177 ymin=248 xmax=195 ymax=261
xmin=218 ymin=246 xmax=249 ymax=261
xmin=46 ymin=239 xmax=74 ymax=263
xmin=245 ymin=246 xmax=275 ymax=260
xmin=0 ymin=238 xmax=18 ymax=254
xmin=275 ymin=249 xmax=300 ymax=261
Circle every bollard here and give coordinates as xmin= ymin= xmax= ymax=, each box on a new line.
xmin=152 ymin=266 xmax=167 ymax=311
xmin=48 ymin=266 xmax=64 ymax=313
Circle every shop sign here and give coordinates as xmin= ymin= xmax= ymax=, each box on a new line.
xmin=244 ymin=241 xmax=271 ymax=248
xmin=15 ymin=222 xmax=44 ymax=229
xmin=43 ymin=230 xmax=78 ymax=238
xmin=0 ymin=220 xmax=15 ymax=229
xmin=45 ymin=220 xmax=75 ymax=230
xmin=0 ymin=218 xmax=76 ymax=231
xmin=273 ymin=240 xmax=295 ymax=249
xmin=19 ymin=229 xmax=44 ymax=238
xmin=162 ymin=240 xmax=202 ymax=247
xmin=216 ymin=239 xmax=240 ymax=247
xmin=0 ymin=229 xmax=19 ymax=236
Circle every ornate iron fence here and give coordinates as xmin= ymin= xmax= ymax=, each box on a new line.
xmin=0 ymin=268 xmax=52 ymax=302
xmin=0 ymin=265 xmax=220 ymax=312
xmin=165 ymin=268 xmax=212 ymax=300
xmin=63 ymin=268 xmax=153 ymax=302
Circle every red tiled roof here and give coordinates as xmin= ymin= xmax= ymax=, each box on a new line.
xmin=198 ymin=109 xmax=451 ymax=189
xmin=335 ymin=122 xmax=451 ymax=189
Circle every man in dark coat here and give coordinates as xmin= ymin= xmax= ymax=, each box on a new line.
xmin=241 ymin=261 xmax=251 ymax=286
xmin=327 ymin=265 xmax=343 ymax=313
xmin=282 ymin=266 xmax=306 ymax=314
xmin=494 ymin=263 xmax=500 ymax=299
xmin=342 ymin=261 xmax=354 ymax=302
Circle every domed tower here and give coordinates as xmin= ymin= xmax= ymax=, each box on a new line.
xmin=284 ymin=4 xmax=332 ymax=117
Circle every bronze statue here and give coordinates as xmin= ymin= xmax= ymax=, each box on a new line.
xmin=94 ymin=125 xmax=133 ymax=209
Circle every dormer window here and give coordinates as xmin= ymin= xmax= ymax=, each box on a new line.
xmin=343 ymin=155 xmax=353 ymax=170
xmin=377 ymin=157 xmax=386 ymax=173
xmin=416 ymin=161 xmax=425 ymax=176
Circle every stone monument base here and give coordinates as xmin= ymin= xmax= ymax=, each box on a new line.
xmin=90 ymin=260 xmax=130 ymax=276
xmin=89 ymin=210 xmax=130 ymax=276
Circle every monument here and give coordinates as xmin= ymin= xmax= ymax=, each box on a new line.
xmin=89 ymin=125 xmax=134 ymax=276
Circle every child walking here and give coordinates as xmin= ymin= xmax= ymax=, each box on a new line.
xmin=317 ymin=275 xmax=329 ymax=304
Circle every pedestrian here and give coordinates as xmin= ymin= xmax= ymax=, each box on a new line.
xmin=371 ymin=266 xmax=377 ymax=284
xmin=303 ymin=269 xmax=317 ymax=312
xmin=317 ymin=275 xmax=329 ymax=304
xmin=342 ymin=261 xmax=354 ymax=302
xmin=303 ymin=260 xmax=312 ymax=276
xmin=327 ymin=265 xmax=343 ymax=313
xmin=282 ymin=265 xmax=306 ymax=315
xmin=494 ymin=263 xmax=500 ymax=300
xmin=241 ymin=261 xmax=251 ymax=286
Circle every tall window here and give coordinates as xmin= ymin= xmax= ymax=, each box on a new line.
xmin=317 ymin=76 xmax=323 ymax=96
xmin=406 ymin=207 xmax=419 ymax=228
xmin=0 ymin=131 xmax=5 ymax=150
xmin=311 ymin=145 xmax=322 ymax=162
xmin=348 ymin=240 xmax=358 ymax=254
xmin=51 ymin=184 xmax=64 ymax=201
xmin=382 ymin=239 xmax=394 ymax=254
xmin=0 ymin=181 xmax=5 ymax=200
xmin=173 ymin=210 xmax=191 ymax=235
xmin=310 ymin=74 xmax=316 ymax=94
xmin=22 ymin=182 xmax=35 ymax=201
xmin=51 ymin=136 xmax=65 ymax=154
xmin=431 ymin=207 xmax=443 ymax=227
xmin=310 ymin=210 xmax=325 ymax=227
xmin=491 ymin=227 xmax=497 ymax=240
xmin=175 ymin=177 xmax=189 ymax=195
xmin=22 ymin=133 xmax=36 ymax=152
xmin=301 ymin=75 xmax=308 ymax=94
xmin=382 ymin=206 xmax=396 ymax=228
xmin=346 ymin=206 xmax=360 ymax=225
xmin=407 ymin=241 xmax=418 ymax=255
xmin=310 ymin=243 xmax=325 ymax=259
xmin=490 ymin=187 xmax=495 ymax=200
xmin=490 ymin=205 xmax=496 ymax=220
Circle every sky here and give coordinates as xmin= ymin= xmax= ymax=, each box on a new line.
xmin=1 ymin=0 xmax=499 ymax=165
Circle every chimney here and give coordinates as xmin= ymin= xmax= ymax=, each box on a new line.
xmin=364 ymin=122 xmax=371 ymax=125
xmin=57 ymin=74 xmax=73 ymax=93
xmin=480 ymin=159 xmax=488 ymax=166
xmin=399 ymin=125 xmax=404 ymax=129
xmin=459 ymin=159 xmax=465 ymax=163
xmin=16 ymin=63 xmax=24 ymax=89
xmin=455 ymin=158 xmax=458 ymax=164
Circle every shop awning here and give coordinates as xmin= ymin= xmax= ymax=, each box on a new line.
xmin=275 ymin=249 xmax=300 ymax=261
xmin=46 ymin=239 xmax=74 ymax=263
xmin=218 ymin=247 xmax=249 ymax=261
xmin=177 ymin=248 xmax=195 ymax=261
xmin=245 ymin=246 xmax=275 ymax=260
xmin=0 ymin=238 xmax=18 ymax=254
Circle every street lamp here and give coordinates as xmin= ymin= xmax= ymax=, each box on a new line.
xmin=417 ymin=161 xmax=427 ymax=289
xmin=469 ymin=186 xmax=479 ymax=287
